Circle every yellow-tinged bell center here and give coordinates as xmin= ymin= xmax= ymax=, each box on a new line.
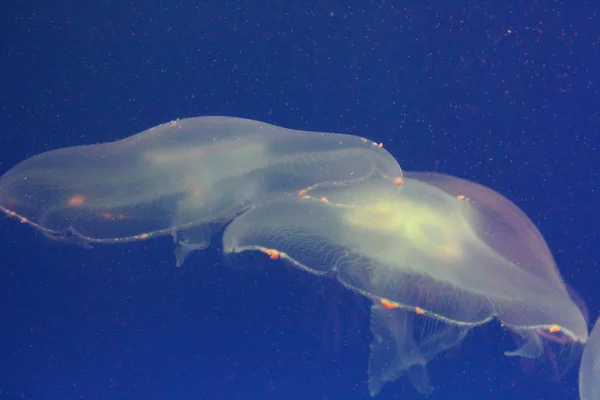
xmin=344 ymin=195 xmax=473 ymax=263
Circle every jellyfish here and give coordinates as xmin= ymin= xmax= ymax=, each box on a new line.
xmin=0 ymin=117 xmax=593 ymax=397
xmin=223 ymin=172 xmax=589 ymax=396
xmin=580 ymin=318 xmax=600 ymax=400
xmin=0 ymin=117 xmax=401 ymax=266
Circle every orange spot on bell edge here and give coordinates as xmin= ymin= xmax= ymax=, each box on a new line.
xmin=260 ymin=248 xmax=281 ymax=260
xmin=548 ymin=325 xmax=561 ymax=333
xmin=380 ymin=298 xmax=400 ymax=309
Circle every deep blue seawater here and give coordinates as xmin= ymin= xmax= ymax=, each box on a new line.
xmin=1 ymin=2 xmax=598 ymax=399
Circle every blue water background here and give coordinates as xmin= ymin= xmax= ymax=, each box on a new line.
xmin=1 ymin=2 xmax=599 ymax=399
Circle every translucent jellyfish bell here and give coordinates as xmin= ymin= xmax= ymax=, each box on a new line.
xmin=0 ymin=117 xmax=402 ymax=266
xmin=580 ymin=318 xmax=600 ymax=400
xmin=223 ymin=172 xmax=589 ymax=396
xmin=2 ymin=117 xmax=592 ymax=397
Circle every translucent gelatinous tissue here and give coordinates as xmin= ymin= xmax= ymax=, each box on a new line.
xmin=1 ymin=117 xmax=595 ymax=397
xmin=0 ymin=116 xmax=401 ymax=266
xmin=223 ymin=171 xmax=589 ymax=396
